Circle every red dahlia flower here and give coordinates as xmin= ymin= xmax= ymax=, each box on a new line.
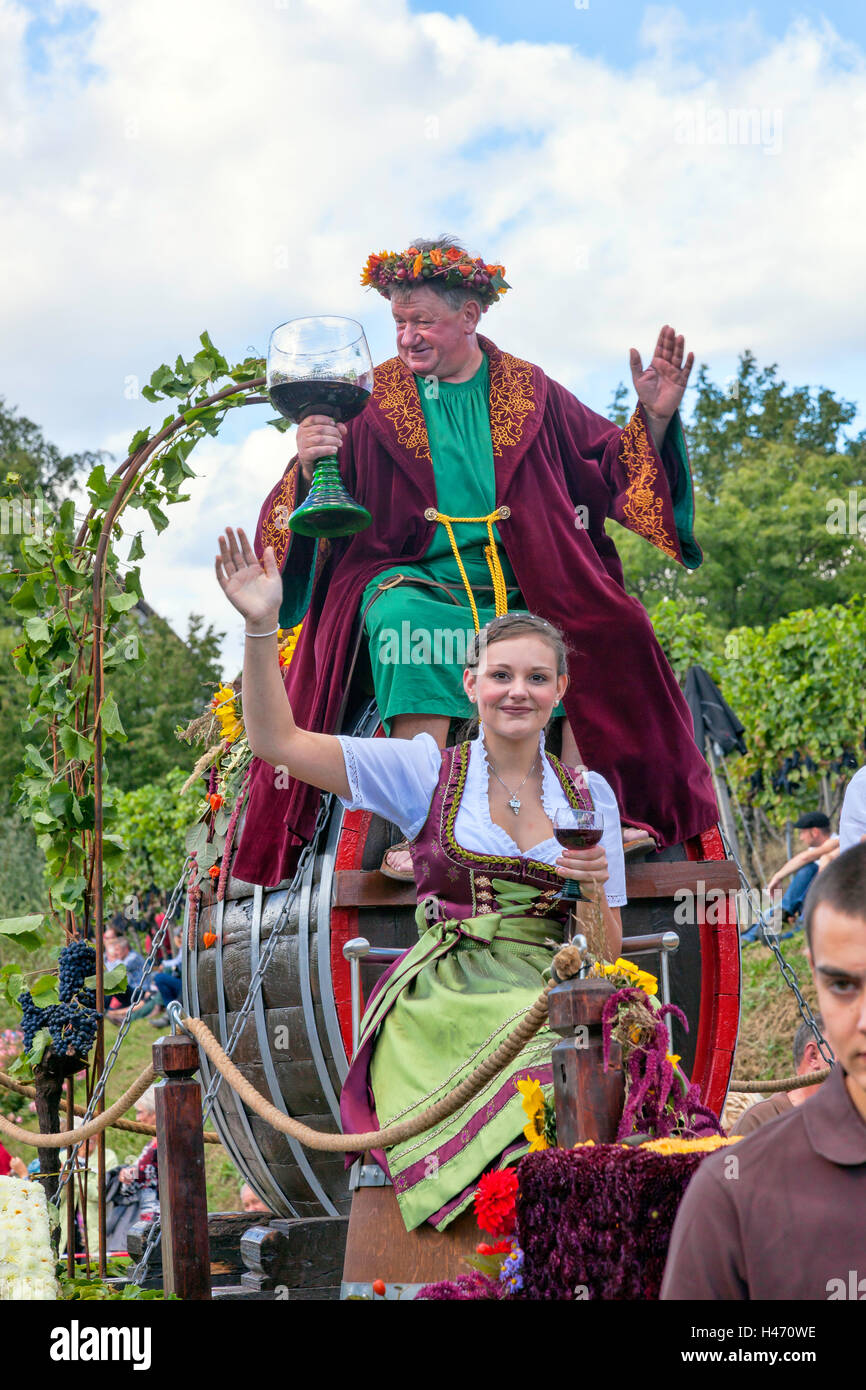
xmin=474 ymin=1168 xmax=519 ymax=1237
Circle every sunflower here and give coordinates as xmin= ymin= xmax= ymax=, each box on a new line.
xmin=516 ymin=1075 xmax=548 ymax=1152
xmin=211 ymin=684 xmax=243 ymax=744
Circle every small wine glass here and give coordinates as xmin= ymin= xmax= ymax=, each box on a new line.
xmin=552 ymin=806 xmax=605 ymax=902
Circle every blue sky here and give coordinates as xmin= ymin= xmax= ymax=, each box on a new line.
xmin=409 ymin=0 xmax=866 ymax=67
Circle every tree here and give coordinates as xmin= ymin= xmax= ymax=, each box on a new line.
xmin=111 ymin=608 xmax=224 ymax=793
xmin=650 ymin=594 xmax=866 ymax=824
xmin=0 ymin=396 xmax=105 ymax=581
xmin=612 ymin=354 xmax=866 ymax=629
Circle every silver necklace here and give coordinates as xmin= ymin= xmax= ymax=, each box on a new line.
xmin=486 ymin=750 xmax=540 ymax=815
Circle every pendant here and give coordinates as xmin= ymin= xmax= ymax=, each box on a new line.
xmin=508 ymin=796 xmax=521 ymax=815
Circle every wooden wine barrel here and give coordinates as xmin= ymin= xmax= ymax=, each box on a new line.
xmin=183 ymin=700 xmax=741 ymax=1220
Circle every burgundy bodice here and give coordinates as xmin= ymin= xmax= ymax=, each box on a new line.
xmin=408 ymin=741 xmax=594 ymax=925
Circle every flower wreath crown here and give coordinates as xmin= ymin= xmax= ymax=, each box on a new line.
xmin=361 ymin=244 xmax=510 ymax=308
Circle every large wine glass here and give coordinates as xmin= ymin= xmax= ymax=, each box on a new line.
xmin=553 ymin=806 xmax=605 ymax=902
xmin=267 ymin=316 xmax=374 ymax=538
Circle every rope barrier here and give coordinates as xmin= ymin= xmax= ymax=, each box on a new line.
xmin=0 ymin=1068 xmax=157 ymax=1148
xmin=0 ymin=1068 xmax=221 ymax=1143
xmin=728 ymin=1067 xmax=832 ymax=1094
xmin=183 ymin=983 xmax=553 ymax=1151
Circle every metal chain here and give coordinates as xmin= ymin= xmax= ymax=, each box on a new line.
xmin=716 ymin=822 xmax=835 ymax=1070
xmin=129 ymin=1215 xmax=162 ymax=1287
xmin=53 ymin=861 xmax=190 ymax=1198
xmin=131 ymin=794 xmax=334 ymax=1286
xmin=199 ymin=794 xmax=333 ymax=1124
xmin=758 ymin=926 xmax=835 ymax=1069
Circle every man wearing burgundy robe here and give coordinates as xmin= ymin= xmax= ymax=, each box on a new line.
xmin=232 ymin=247 xmax=718 ymax=888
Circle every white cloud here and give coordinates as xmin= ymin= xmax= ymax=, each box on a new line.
xmin=2 ymin=0 xmax=865 ymax=669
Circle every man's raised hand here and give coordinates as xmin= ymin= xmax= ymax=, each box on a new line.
xmin=215 ymin=526 xmax=282 ymax=627
xmin=629 ymin=325 xmax=694 ymax=425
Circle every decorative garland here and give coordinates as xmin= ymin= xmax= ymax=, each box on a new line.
xmin=361 ymin=244 xmax=510 ymax=307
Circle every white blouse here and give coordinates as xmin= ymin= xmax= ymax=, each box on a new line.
xmin=337 ymin=726 xmax=627 ymax=908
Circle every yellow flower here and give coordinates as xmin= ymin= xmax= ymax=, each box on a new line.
xmin=640 ymin=1135 xmax=742 ymax=1156
xmin=516 ymin=1075 xmax=548 ymax=1152
xmin=212 ymin=683 xmax=243 ymax=745
xmin=277 ymin=623 xmax=303 ymax=669
xmin=602 ymin=957 xmax=658 ymax=995
xmin=634 ymin=968 xmax=658 ymax=996
xmin=666 ymin=1053 xmax=681 ymax=1067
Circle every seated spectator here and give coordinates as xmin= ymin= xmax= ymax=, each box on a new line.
xmin=763 ymin=812 xmax=837 ymax=934
xmin=730 ymin=1016 xmax=830 ymax=1136
xmin=662 ymin=843 xmax=866 ymax=1300
xmin=103 ymin=923 xmax=152 ymax=1025
xmin=117 ymin=1087 xmax=160 ymax=1222
xmin=58 ymin=1121 xmax=120 ymax=1259
xmin=148 ymin=928 xmax=184 ymax=1027
xmin=240 ymin=1182 xmax=272 ymax=1216
xmin=840 ymin=766 xmax=866 ymax=853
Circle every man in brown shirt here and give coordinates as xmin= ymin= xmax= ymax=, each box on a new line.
xmin=662 ymin=844 xmax=866 ymax=1300
xmin=731 ymin=1017 xmax=828 ymax=1137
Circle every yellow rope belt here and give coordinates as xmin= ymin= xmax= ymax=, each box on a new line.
xmin=424 ymin=505 xmax=511 ymax=632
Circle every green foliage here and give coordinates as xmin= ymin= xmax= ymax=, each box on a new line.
xmin=110 ymin=767 xmax=196 ymax=900
xmin=651 ymin=595 xmax=866 ymax=822
xmin=57 ymin=1259 xmax=177 ymax=1300
xmin=647 ymin=598 xmax=724 ymax=685
xmin=616 ymin=352 xmax=866 ymax=629
xmin=0 ymin=334 xmax=265 ymax=1041
xmin=113 ymin=615 xmax=223 ymax=794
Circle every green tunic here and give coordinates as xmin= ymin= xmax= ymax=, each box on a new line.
xmin=360 ymin=352 xmax=529 ymax=732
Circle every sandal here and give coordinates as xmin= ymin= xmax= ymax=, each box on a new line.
xmin=380 ymin=838 xmax=415 ymax=882
xmin=622 ymin=834 xmax=658 ymax=856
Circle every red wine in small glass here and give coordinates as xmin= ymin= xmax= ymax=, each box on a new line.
xmin=553 ymin=808 xmax=604 ymax=900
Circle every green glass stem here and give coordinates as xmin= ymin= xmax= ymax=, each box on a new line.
xmin=288 ymin=452 xmax=372 ymax=539
xmin=561 ymin=879 xmax=585 ymax=902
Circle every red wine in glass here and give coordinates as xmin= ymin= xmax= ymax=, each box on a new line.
xmin=269 ymin=379 xmax=370 ymax=424
xmin=554 ymin=826 xmax=604 ymax=851
xmin=553 ymin=808 xmax=604 ymax=901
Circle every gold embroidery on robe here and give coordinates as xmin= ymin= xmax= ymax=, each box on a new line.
xmin=369 ymin=347 xmax=536 ymax=462
xmin=260 ymin=461 xmax=331 ymax=578
xmin=619 ymin=410 xmax=679 ymax=561
xmin=488 ymin=351 xmax=535 ymax=455
xmin=260 ymin=464 xmax=298 ymax=568
xmin=371 ymin=356 xmax=431 ymax=461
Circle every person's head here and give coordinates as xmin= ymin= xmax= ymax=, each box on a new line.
xmin=240 ymin=1183 xmax=271 ymax=1215
xmin=794 ymin=811 xmax=832 ymax=849
xmin=792 ymin=1016 xmax=826 ymax=1076
xmin=384 ymin=237 xmax=485 ymax=380
xmin=803 ymin=845 xmax=866 ymax=1099
xmin=103 ymin=925 xmax=128 ymax=962
xmin=463 ymin=613 xmax=569 ymax=745
xmin=134 ymin=1085 xmax=158 ymax=1126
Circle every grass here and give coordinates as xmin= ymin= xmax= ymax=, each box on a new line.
xmin=0 ymin=984 xmax=246 ymax=1214
xmin=735 ymin=932 xmax=821 ymax=1082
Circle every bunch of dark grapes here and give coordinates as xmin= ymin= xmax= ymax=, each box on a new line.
xmin=58 ymin=940 xmax=97 ymax=1003
xmin=18 ymin=990 xmax=41 ymax=1050
xmin=18 ymin=940 xmax=101 ymax=1060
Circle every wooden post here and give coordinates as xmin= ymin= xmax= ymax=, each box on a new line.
xmin=548 ymin=977 xmax=624 ymax=1147
xmin=153 ymin=1035 xmax=211 ymax=1300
